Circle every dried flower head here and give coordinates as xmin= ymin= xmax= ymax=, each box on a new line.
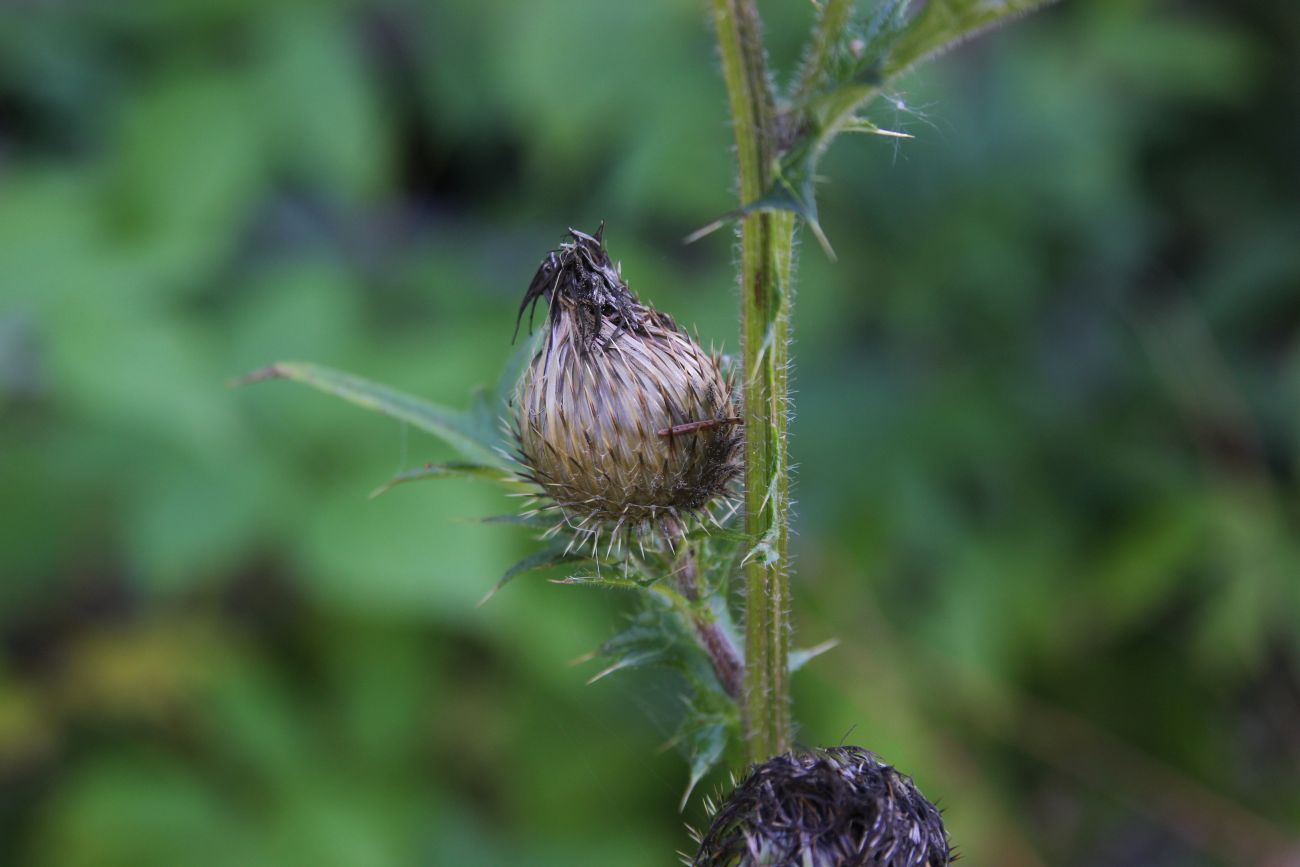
xmin=513 ymin=226 xmax=741 ymax=547
xmin=691 ymin=746 xmax=952 ymax=867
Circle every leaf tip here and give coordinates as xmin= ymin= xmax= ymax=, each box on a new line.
xmin=568 ymin=648 xmax=598 ymax=667
xmin=807 ymin=219 xmax=836 ymax=261
xmin=680 ymin=768 xmax=709 ymax=812
xmin=228 ymin=364 xmax=287 ymax=388
xmin=684 ymin=214 xmax=733 ymax=245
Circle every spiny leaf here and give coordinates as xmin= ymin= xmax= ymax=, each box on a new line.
xmin=840 ymin=117 xmax=914 ymax=139
xmin=662 ymin=692 xmax=738 ymax=809
xmin=551 ymin=574 xmax=649 ymax=592
xmin=883 ymin=0 xmax=1060 ymax=80
xmin=789 ymin=638 xmax=840 ymax=673
xmin=576 ymin=598 xmax=740 ymax=794
xmin=369 ymin=462 xmax=515 ymax=498
xmin=587 ymin=602 xmax=720 ymax=690
xmin=815 ymin=0 xmax=1058 ymax=97
xmin=858 ymin=0 xmax=916 ymax=76
xmin=694 ymin=0 xmax=1053 ymax=253
xmin=792 ymin=0 xmax=855 ymax=104
xmin=477 ymin=546 xmax=590 ymax=607
xmin=587 ymin=650 xmax=667 ymax=686
xmin=678 ymin=715 xmax=730 ymax=810
xmin=684 ymin=147 xmax=832 ymax=258
xmin=234 ymin=361 xmax=507 ymax=469
xmin=554 ymin=574 xmax=697 ymax=617
xmin=589 ymin=608 xmax=678 ymax=679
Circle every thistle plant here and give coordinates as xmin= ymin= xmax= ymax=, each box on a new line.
xmin=238 ymin=0 xmax=1051 ymax=861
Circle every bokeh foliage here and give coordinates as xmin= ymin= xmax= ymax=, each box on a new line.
xmin=1 ymin=1 xmax=1297 ymax=865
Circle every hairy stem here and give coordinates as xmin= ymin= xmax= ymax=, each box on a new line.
xmin=712 ymin=0 xmax=795 ymax=762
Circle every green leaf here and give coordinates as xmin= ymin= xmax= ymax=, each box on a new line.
xmin=585 ymin=608 xmax=678 ymax=684
xmin=684 ymin=139 xmax=833 ymax=258
xmin=661 ymin=687 xmax=739 ymax=809
xmin=694 ymin=0 xmax=1054 ymax=253
xmin=589 ymin=604 xmax=695 ymax=680
xmin=368 ymin=463 xmax=516 ymax=499
xmin=551 ymin=574 xmax=655 ymax=593
xmin=234 ymin=361 xmax=508 ymax=469
xmin=883 ymin=0 xmax=1060 ymax=80
xmin=586 ymin=601 xmax=731 ymax=698
xmin=839 ymin=117 xmax=914 ymax=139
xmin=673 ymin=708 xmax=731 ymax=810
xmin=592 ymin=603 xmax=740 ymax=806
xmin=477 ymin=546 xmax=590 ymax=607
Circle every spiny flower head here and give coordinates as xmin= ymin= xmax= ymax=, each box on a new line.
xmin=691 ymin=746 xmax=952 ymax=867
xmin=513 ymin=226 xmax=741 ymax=546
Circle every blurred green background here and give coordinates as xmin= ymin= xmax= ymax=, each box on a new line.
xmin=2 ymin=1 xmax=1298 ymax=865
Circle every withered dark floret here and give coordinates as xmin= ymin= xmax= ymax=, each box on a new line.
xmin=514 ymin=225 xmax=645 ymax=354
xmin=692 ymin=747 xmax=952 ymax=867
xmin=512 ymin=226 xmax=742 ymax=547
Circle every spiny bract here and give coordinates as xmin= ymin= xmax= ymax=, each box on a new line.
xmin=512 ymin=227 xmax=741 ymax=546
xmin=691 ymin=746 xmax=952 ymax=867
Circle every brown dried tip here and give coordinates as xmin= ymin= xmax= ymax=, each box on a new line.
xmin=513 ymin=227 xmax=741 ymax=545
xmin=692 ymin=747 xmax=952 ymax=867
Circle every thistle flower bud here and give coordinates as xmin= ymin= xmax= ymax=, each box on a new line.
xmin=513 ymin=227 xmax=741 ymax=541
xmin=692 ymin=747 xmax=952 ymax=867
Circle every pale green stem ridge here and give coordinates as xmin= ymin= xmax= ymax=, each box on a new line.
xmin=711 ymin=0 xmax=795 ymax=763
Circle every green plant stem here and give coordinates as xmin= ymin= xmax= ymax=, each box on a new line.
xmin=664 ymin=518 xmax=744 ymax=701
xmin=712 ymin=0 xmax=795 ymax=763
